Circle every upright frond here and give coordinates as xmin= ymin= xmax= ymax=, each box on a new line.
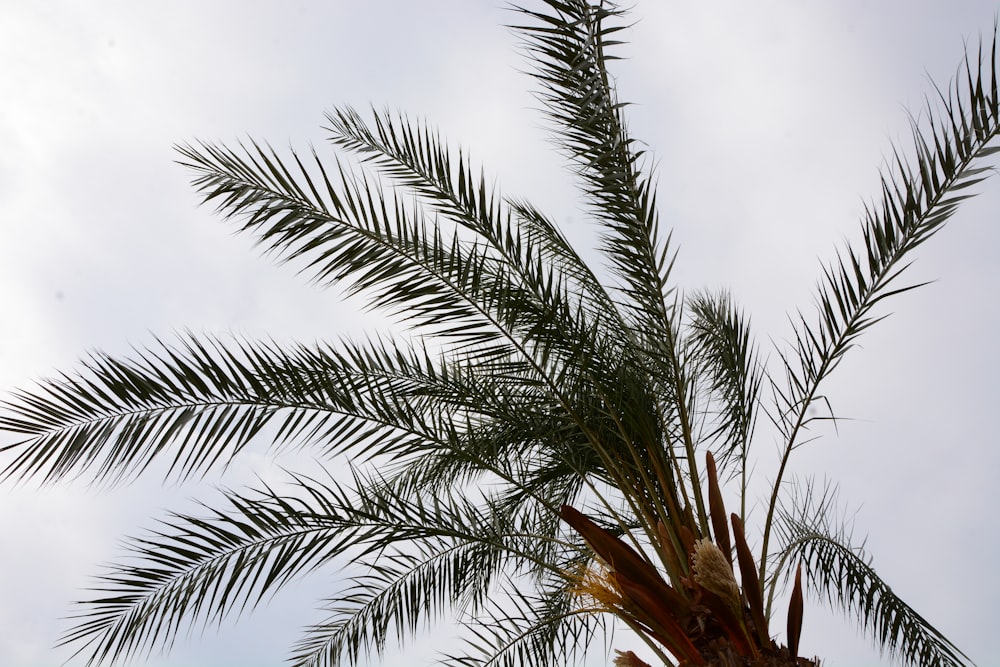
xmin=775 ymin=29 xmax=1000 ymax=447
xmin=761 ymin=27 xmax=1000 ymax=576
xmin=687 ymin=291 xmax=763 ymax=481
xmin=511 ymin=1 xmax=676 ymax=337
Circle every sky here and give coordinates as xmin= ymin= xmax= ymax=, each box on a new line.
xmin=1 ymin=1 xmax=998 ymax=666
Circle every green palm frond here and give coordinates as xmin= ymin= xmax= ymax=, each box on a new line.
xmin=176 ymin=140 xmax=524 ymax=347
xmin=59 ymin=477 xmax=350 ymax=666
xmin=0 ymin=334 xmax=507 ymax=484
xmin=290 ymin=540 xmax=535 ymax=667
xmin=176 ymin=135 xmax=654 ymax=442
xmin=290 ymin=541 xmax=512 ymax=667
xmin=324 ymin=106 xmax=648 ymax=378
xmin=0 ymin=335 xmax=283 ymax=485
xmin=686 ymin=291 xmax=763 ymax=485
xmin=759 ymin=28 xmax=1000 ymax=578
xmin=66 ymin=466 xmax=574 ymax=667
xmin=775 ymin=483 xmax=972 ymax=667
xmin=779 ymin=29 xmax=1000 ymax=443
xmin=512 ymin=1 xmax=676 ymax=338
xmin=284 ymin=468 xmax=584 ymax=667
xmin=441 ymin=585 xmax=602 ymax=667
xmin=512 ymin=3 xmax=695 ymax=482
xmin=324 ymin=107 xmax=614 ymax=317
xmin=777 ymin=32 xmax=1000 ymax=440
xmin=514 ymin=0 xmax=703 ymax=524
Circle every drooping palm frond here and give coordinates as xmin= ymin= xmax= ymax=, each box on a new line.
xmin=439 ymin=584 xmax=603 ymax=667
xmin=294 ymin=552 xmax=591 ymax=667
xmin=774 ymin=483 xmax=971 ymax=667
xmin=0 ymin=335 xmax=452 ymax=485
xmin=0 ymin=331 xmax=587 ymax=487
xmin=0 ymin=326 xmax=646 ymax=667
xmin=284 ymin=476 xmax=546 ymax=667
xmin=59 ymin=476 xmax=350 ymax=666
xmin=67 ymin=465 xmax=580 ymax=667
xmin=290 ymin=541 xmax=514 ymax=667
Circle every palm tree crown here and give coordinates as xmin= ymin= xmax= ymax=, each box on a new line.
xmin=1 ymin=2 xmax=995 ymax=666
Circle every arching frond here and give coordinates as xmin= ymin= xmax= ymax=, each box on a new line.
xmin=283 ymin=466 xmax=587 ymax=667
xmin=0 ymin=336 xmax=278 ymax=485
xmin=325 ymin=107 xmax=617 ymax=321
xmin=0 ymin=334 xmax=542 ymax=485
xmin=65 ymin=465 xmax=578 ymax=667
xmin=775 ymin=483 xmax=972 ymax=667
xmin=289 ymin=540 xmax=516 ymax=667
xmin=176 ymin=140 xmax=526 ymax=347
xmin=440 ymin=584 xmax=603 ymax=667
xmin=776 ymin=30 xmax=1000 ymax=443
xmin=59 ymin=478 xmax=351 ymax=666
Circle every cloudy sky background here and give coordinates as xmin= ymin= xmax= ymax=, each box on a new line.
xmin=1 ymin=1 xmax=998 ymax=665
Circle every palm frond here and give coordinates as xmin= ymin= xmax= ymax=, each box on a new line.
xmin=775 ymin=483 xmax=971 ymax=667
xmin=511 ymin=1 xmax=676 ymax=338
xmin=326 ymin=106 xmax=656 ymax=389
xmin=59 ymin=477 xmax=352 ymax=666
xmin=177 ymin=139 xmax=651 ymax=438
xmin=325 ymin=107 xmax=617 ymax=320
xmin=687 ymin=291 xmax=763 ymax=483
xmin=287 ymin=468 xmax=579 ymax=667
xmin=512 ymin=0 xmax=704 ymax=525
xmin=440 ymin=584 xmax=602 ymax=667
xmin=176 ymin=140 xmax=518 ymax=346
xmin=761 ymin=26 xmax=1000 ymax=574
xmin=777 ymin=28 xmax=1000 ymax=451
xmin=289 ymin=543 xmax=509 ymax=667
xmin=0 ymin=325 xmax=638 ymax=547
xmin=0 ymin=335 xmax=283 ymax=485
xmin=0 ymin=334 xmax=492 ymax=484
xmin=65 ymin=464 xmax=577 ymax=667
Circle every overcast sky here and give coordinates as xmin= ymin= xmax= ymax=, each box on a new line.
xmin=1 ymin=1 xmax=998 ymax=666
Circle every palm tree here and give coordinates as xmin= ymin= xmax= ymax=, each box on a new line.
xmin=0 ymin=1 xmax=993 ymax=665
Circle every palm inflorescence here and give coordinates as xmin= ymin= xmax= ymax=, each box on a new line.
xmin=1 ymin=2 xmax=996 ymax=666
